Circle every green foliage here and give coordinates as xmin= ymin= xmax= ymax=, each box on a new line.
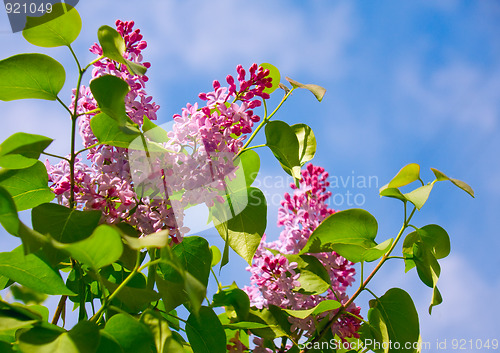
xmin=213 ymin=187 xmax=267 ymax=264
xmin=90 ymin=113 xmax=142 ymax=148
xmin=260 ymin=63 xmax=281 ymax=94
xmin=431 ymin=168 xmax=474 ymax=197
xmin=300 ymin=209 xmax=391 ymax=263
xmin=163 ymin=236 xmax=212 ymax=287
xmin=0 ymin=8 xmax=475 ymax=352
xmin=285 ymin=77 xmax=326 ymax=102
xmin=265 ymin=120 xmax=302 ymax=180
xmin=0 ymin=133 xmax=52 ymax=169
xmin=292 ymin=123 xmax=316 ymax=166
xmin=52 ymin=225 xmax=123 ymax=271
xmin=0 ymin=247 xmax=74 ymax=296
xmin=283 ymin=300 xmax=340 ymax=319
xmin=285 ymin=254 xmax=331 ymax=295
xmin=0 ymin=161 xmax=54 ymax=212
xmin=18 ymin=321 xmax=100 ymax=353
xmin=103 ymin=313 xmax=155 ymax=353
xmin=156 ymin=245 xmax=206 ymax=314
xmin=0 ymin=54 xmax=65 ymax=101
xmin=90 ymin=75 xmax=130 ymax=122
xmin=10 ymin=285 xmax=47 ymax=305
xmin=186 ymin=307 xmax=227 ymax=353
xmin=212 ymin=287 xmax=250 ymax=321
xmin=380 ymin=163 xmax=474 ymax=209
xmin=365 ymin=288 xmax=419 ymax=353
xmin=22 ymin=3 xmax=82 ymax=47
xmin=98 ymin=25 xmax=147 ymax=76
xmin=141 ymin=310 xmax=184 ymax=353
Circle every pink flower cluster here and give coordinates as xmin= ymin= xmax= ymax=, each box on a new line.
xmin=243 ymin=164 xmax=362 ymax=346
xmin=46 ymin=20 xmax=272 ymax=241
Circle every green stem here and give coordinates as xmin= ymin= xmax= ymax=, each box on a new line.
xmin=147 ymin=249 xmax=158 ymax=291
xmin=210 ymin=268 xmax=221 ymax=290
xmin=56 ymin=96 xmax=73 ymax=116
xmin=240 ymin=144 xmax=266 ymax=152
xmin=68 ymin=44 xmax=82 ymax=73
xmin=167 ymin=312 xmax=188 ymax=324
xmin=300 ymin=206 xmax=417 ymax=353
xmin=236 ymin=88 xmax=295 ymax=157
xmin=77 ymin=108 xmax=101 ymax=117
xmin=75 ymin=143 xmax=101 ymax=157
xmin=364 ymin=287 xmax=379 ymax=300
xmin=41 ymin=152 xmax=71 ymax=163
xmin=91 ymin=252 xmax=142 ymax=323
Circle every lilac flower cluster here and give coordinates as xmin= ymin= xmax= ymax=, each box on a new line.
xmin=243 ymin=164 xmax=362 ymax=347
xmin=46 ymin=20 xmax=272 ymax=241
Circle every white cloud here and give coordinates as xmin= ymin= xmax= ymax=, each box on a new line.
xmin=396 ymin=60 xmax=500 ymax=132
xmin=77 ymin=0 xmax=356 ymax=80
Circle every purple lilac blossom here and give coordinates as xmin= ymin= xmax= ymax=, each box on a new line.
xmin=243 ymin=164 xmax=362 ymax=347
xmin=46 ymin=20 xmax=272 ymax=242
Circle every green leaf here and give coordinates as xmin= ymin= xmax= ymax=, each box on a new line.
xmin=429 ymin=286 xmax=442 ymax=314
xmin=260 ymin=63 xmax=280 ymax=94
xmin=103 ymin=313 xmax=155 ymax=353
xmin=379 ymin=187 xmax=406 ymax=202
xmin=0 ymin=246 xmax=74 ymax=296
xmin=210 ymin=246 xmax=221 ymax=267
xmin=18 ymin=321 xmax=100 ymax=353
xmin=159 ymin=236 xmax=212 ymax=287
xmin=222 ymin=322 xmax=273 ymax=330
xmin=0 ymin=186 xmax=21 ymax=235
xmin=229 ymin=149 xmax=260 ymax=190
xmin=402 ymin=225 xmax=450 ymax=272
xmin=142 ymin=117 xmax=170 ymax=143
xmin=98 ymin=25 xmax=147 ymax=76
xmin=0 ymin=308 xmax=39 ymax=332
xmin=156 ymin=260 xmax=206 ymax=315
xmin=285 ymin=77 xmax=326 ymax=102
xmin=283 ymin=300 xmax=341 ymax=319
xmin=90 ymin=113 xmax=142 ymax=148
xmin=369 ymin=288 xmax=419 ymax=353
xmin=431 ymin=168 xmax=474 ymax=197
xmin=0 ymin=341 xmax=15 ymax=353
xmin=403 ymin=184 xmax=433 ymax=210
xmin=292 ymin=123 xmax=316 ymax=165
xmin=363 ymin=308 xmax=390 ymax=353
xmin=246 ymin=306 xmax=290 ymax=340
xmin=411 ymin=242 xmax=441 ymax=288
xmin=0 ymin=161 xmax=54 ymax=211
xmin=32 ymin=203 xmax=102 ymax=243
xmin=186 ymin=307 xmax=226 ymax=353
xmin=212 ymin=288 xmax=250 ymax=321
xmin=52 ymin=224 xmax=123 ymax=270
xmin=0 ymin=133 xmax=53 ymax=169
xmin=384 ymin=163 xmax=420 ymax=190
xmin=0 ymin=54 xmax=65 ymax=101
xmin=265 ymin=121 xmax=301 ymax=179
xmin=123 ymin=230 xmax=169 ymax=250
xmin=101 ymin=277 xmax=160 ymax=313
xmin=141 ymin=310 xmax=184 ymax=353
xmin=300 ymin=209 xmax=386 ymax=263
xmin=96 ymin=331 xmax=123 ymax=353
xmin=213 ymin=187 xmax=267 ymax=264
xmin=10 ymin=285 xmax=47 ymax=305
xmin=32 ymin=203 xmax=102 ymax=265
xmin=22 ymin=3 xmax=82 ymax=47
xmin=286 ymin=254 xmax=331 ymax=295
xmin=90 ymin=75 xmax=130 ymax=122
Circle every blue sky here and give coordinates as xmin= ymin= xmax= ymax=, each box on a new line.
xmin=1 ymin=0 xmax=499 ymax=349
